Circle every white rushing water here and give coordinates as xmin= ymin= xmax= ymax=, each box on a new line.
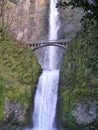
xmin=49 ymin=0 xmax=60 ymax=40
xmin=32 ymin=70 xmax=59 ymax=130
xmin=48 ymin=0 xmax=60 ymax=70
xmin=25 ymin=0 xmax=60 ymax=130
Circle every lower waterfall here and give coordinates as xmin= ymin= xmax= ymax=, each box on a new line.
xmin=33 ymin=0 xmax=60 ymax=129
xmin=32 ymin=70 xmax=59 ymax=130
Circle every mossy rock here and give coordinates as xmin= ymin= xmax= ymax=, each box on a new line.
xmin=59 ymin=29 xmax=98 ymax=130
xmin=0 ymin=38 xmax=41 ymax=124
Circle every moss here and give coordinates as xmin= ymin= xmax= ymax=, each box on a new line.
xmin=0 ymin=38 xmax=41 ymax=122
xmin=58 ymin=91 xmax=81 ymax=130
xmin=59 ymin=28 xmax=98 ymax=130
xmin=0 ymin=125 xmax=22 ymax=130
xmin=90 ymin=78 xmax=98 ymax=86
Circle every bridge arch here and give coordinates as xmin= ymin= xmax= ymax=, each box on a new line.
xmin=31 ymin=43 xmax=67 ymax=51
xmin=25 ymin=39 xmax=68 ymax=51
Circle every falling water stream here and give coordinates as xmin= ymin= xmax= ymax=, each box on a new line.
xmin=26 ymin=0 xmax=60 ymax=130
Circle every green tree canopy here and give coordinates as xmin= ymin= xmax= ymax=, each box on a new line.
xmin=56 ymin=0 xmax=98 ymax=26
xmin=8 ymin=0 xmax=19 ymax=4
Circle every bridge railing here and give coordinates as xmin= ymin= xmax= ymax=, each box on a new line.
xmin=26 ymin=39 xmax=68 ymax=45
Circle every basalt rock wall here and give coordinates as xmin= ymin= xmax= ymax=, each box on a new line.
xmin=5 ymin=0 xmax=49 ymax=42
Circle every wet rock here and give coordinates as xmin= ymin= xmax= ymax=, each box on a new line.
xmin=4 ymin=97 xmax=28 ymax=124
xmin=59 ymin=3 xmax=83 ymax=40
xmin=72 ymin=100 xmax=97 ymax=125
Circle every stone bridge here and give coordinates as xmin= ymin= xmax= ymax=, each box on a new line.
xmin=25 ymin=39 xmax=68 ymax=51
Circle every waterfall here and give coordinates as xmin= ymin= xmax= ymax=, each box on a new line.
xmin=32 ymin=70 xmax=59 ymax=130
xmin=49 ymin=0 xmax=60 ymax=40
xmin=25 ymin=0 xmax=60 ymax=130
xmin=48 ymin=0 xmax=60 ymax=70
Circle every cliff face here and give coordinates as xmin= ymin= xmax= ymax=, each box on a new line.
xmin=6 ymin=0 xmax=49 ymax=42
xmin=32 ymin=0 xmax=49 ymax=41
xmin=6 ymin=0 xmax=32 ymax=42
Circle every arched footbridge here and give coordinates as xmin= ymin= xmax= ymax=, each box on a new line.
xmin=25 ymin=39 xmax=68 ymax=51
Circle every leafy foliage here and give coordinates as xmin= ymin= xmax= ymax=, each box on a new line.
xmin=56 ymin=0 xmax=98 ymax=28
xmin=59 ymin=25 xmax=98 ymax=129
xmin=8 ymin=0 xmax=19 ymax=4
xmin=57 ymin=3 xmax=98 ymax=127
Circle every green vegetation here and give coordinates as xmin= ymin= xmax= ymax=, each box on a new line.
xmin=58 ymin=3 xmax=98 ymax=128
xmin=0 ymin=0 xmax=40 ymax=126
xmin=57 ymin=0 xmax=98 ymax=26
xmin=59 ymin=24 xmax=98 ymax=129
xmin=8 ymin=0 xmax=20 ymax=5
xmin=0 ymin=38 xmax=41 ymax=122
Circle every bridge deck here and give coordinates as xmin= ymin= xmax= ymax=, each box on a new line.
xmin=26 ymin=39 xmax=67 ymax=44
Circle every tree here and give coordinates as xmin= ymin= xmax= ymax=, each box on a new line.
xmin=56 ymin=0 xmax=98 ymax=28
xmin=8 ymin=0 xmax=19 ymax=5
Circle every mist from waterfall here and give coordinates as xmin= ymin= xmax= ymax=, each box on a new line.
xmin=25 ymin=0 xmax=60 ymax=130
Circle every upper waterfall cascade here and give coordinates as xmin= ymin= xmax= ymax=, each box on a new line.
xmin=48 ymin=0 xmax=60 ymax=70
xmin=49 ymin=0 xmax=60 ymax=41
